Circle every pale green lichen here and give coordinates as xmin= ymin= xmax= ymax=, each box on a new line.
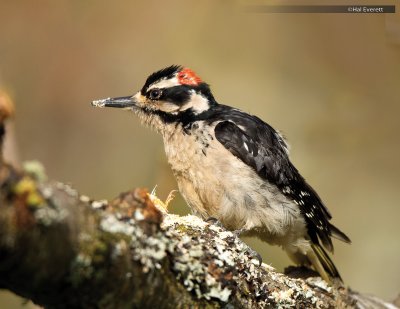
xmin=55 ymin=182 xmax=78 ymax=198
xmin=98 ymin=210 xmax=169 ymax=273
xmin=161 ymin=212 xmax=338 ymax=307
xmin=161 ymin=214 xmax=250 ymax=303
xmin=35 ymin=207 xmax=68 ymax=226
xmin=91 ymin=199 xmax=107 ymax=209
xmin=23 ymin=161 xmax=47 ymax=182
xmin=70 ymin=190 xmax=339 ymax=307
xmin=100 ymin=215 xmax=135 ymax=235
xmin=134 ymin=209 xmax=145 ymax=221
xmin=79 ymin=195 xmax=91 ymax=203
xmin=111 ymin=240 xmax=129 ymax=259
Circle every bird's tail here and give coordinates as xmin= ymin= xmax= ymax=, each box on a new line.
xmin=330 ymin=223 xmax=351 ymax=244
xmin=307 ymin=243 xmax=342 ymax=282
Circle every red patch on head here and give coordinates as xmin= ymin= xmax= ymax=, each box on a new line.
xmin=177 ymin=68 xmax=202 ymax=86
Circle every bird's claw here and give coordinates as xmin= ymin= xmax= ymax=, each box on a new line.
xmin=245 ymin=247 xmax=263 ymax=266
xmin=206 ymin=217 xmax=225 ymax=228
xmin=233 ymin=227 xmax=246 ymax=237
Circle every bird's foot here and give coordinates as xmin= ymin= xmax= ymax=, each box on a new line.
xmin=205 ymin=217 xmax=224 ymax=228
xmin=233 ymin=227 xmax=246 ymax=237
xmin=244 ymin=246 xmax=263 ymax=266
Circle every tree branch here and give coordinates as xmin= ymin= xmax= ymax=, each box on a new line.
xmin=0 ymin=105 xmax=397 ymax=308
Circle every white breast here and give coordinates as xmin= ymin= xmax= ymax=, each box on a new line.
xmin=162 ymin=121 xmax=307 ymax=246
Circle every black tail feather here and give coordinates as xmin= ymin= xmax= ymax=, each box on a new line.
xmin=311 ymin=243 xmax=342 ymax=280
xmin=330 ymin=223 xmax=351 ymax=244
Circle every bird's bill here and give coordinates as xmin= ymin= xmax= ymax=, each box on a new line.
xmin=91 ymin=95 xmax=137 ymax=109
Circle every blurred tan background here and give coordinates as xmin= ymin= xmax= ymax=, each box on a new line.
xmin=0 ymin=0 xmax=399 ymax=307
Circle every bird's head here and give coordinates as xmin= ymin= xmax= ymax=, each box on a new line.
xmin=92 ymin=65 xmax=216 ymax=132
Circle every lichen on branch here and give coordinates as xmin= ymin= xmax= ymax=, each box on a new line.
xmin=0 ymin=161 xmax=353 ymax=308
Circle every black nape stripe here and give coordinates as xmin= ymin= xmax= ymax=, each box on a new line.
xmin=153 ymin=108 xmax=196 ymax=126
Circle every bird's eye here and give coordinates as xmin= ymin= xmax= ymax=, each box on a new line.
xmin=148 ymin=89 xmax=162 ymax=100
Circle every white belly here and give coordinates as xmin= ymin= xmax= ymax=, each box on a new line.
xmin=162 ymin=122 xmax=306 ymax=244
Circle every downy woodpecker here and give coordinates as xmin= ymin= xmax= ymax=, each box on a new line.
xmin=91 ymin=65 xmax=350 ymax=282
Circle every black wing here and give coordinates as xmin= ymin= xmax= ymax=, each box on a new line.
xmin=214 ymin=118 xmax=350 ymax=251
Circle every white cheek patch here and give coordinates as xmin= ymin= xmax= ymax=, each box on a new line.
xmin=148 ymin=76 xmax=180 ymax=90
xmin=159 ymin=101 xmax=180 ymax=114
xmin=180 ymin=92 xmax=210 ymax=114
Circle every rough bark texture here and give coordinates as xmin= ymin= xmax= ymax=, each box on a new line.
xmin=0 ymin=105 xmax=398 ymax=308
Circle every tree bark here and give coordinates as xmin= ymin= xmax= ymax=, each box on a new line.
xmin=0 ymin=105 xmax=397 ymax=308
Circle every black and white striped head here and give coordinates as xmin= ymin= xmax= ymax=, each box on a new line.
xmin=92 ymin=65 xmax=216 ymax=130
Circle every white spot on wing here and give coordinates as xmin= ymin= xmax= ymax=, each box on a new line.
xmin=282 ymin=186 xmax=294 ymax=194
xmin=237 ymin=124 xmax=246 ymax=132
